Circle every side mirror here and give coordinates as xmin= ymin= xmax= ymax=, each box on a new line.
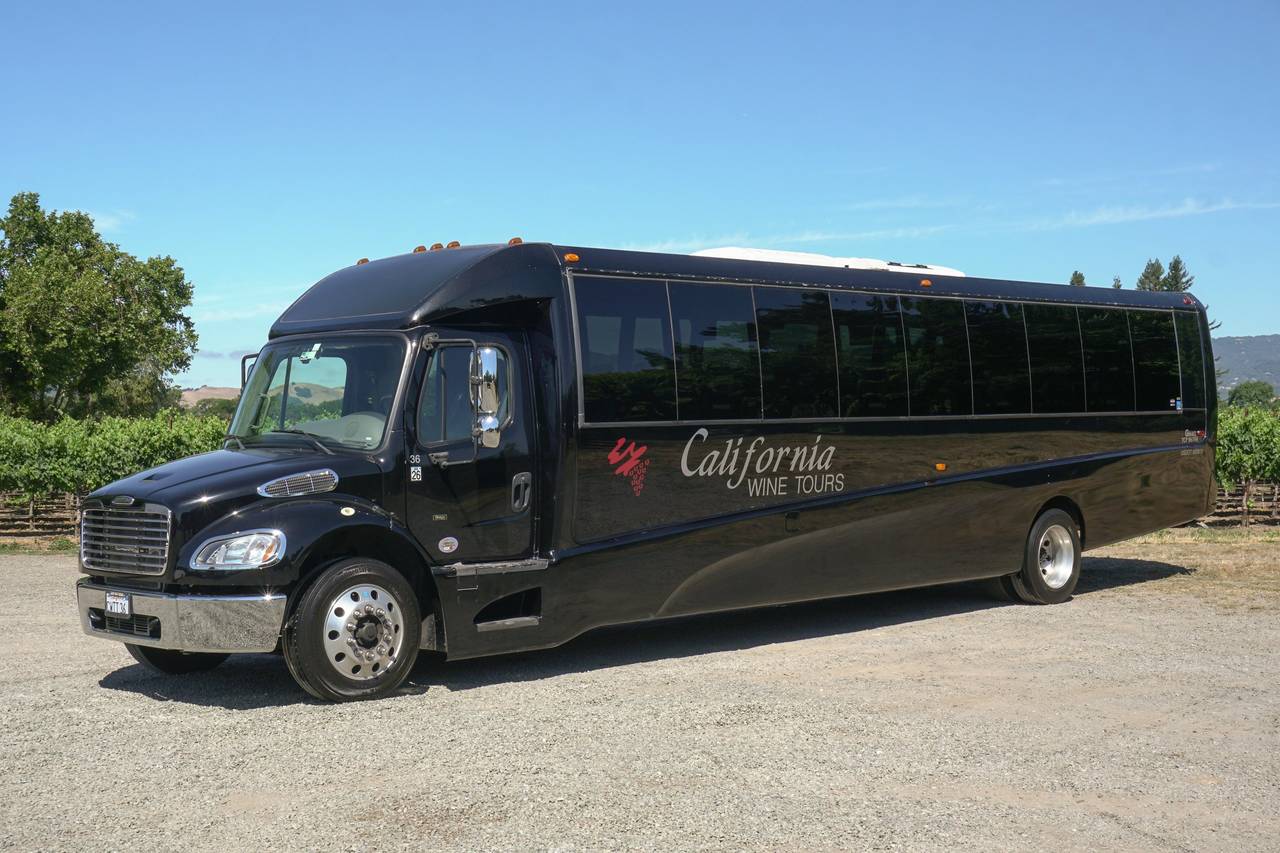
xmin=240 ymin=352 xmax=258 ymax=388
xmin=471 ymin=346 xmax=503 ymax=449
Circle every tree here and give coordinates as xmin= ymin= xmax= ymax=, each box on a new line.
xmin=1112 ymin=276 xmax=1122 ymax=289
xmin=1227 ymin=380 xmax=1275 ymax=408
xmin=1161 ymin=254 xmax=1195 ymax=292
xmin=1069 ymin=270 xmax=1086 ymax=286
xmin=1135 ymin=258 xmax=1165 ymax=291
xmin=0 ymin=192 xmax=197 ymax=421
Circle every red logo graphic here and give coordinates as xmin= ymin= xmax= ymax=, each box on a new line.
xmin=608 ymin=437 xmax=650 ymax=496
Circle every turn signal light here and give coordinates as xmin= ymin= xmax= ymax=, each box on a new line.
xmin=564 ymin=252 xmax=580 ymax=263
xmin=356 ymin=258 xmax=369 ymax=265
xmin=934 ymin=462 xmax=947 ymax=472
xmin=446 ymin=240 xmax=461 ymax=249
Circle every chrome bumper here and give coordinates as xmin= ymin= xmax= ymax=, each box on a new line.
xmin=77 ymin=579 xmax=287 ymax=653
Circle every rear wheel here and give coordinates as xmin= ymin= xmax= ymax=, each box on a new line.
xmin=283 ymin=558 xmax=421 ymax=702
xmin=126 ymin=644 xmax=229 ymax=674
xmin=1005 ymin=508 xmax=1081 ymax=604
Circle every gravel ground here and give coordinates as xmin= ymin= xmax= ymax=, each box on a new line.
xmin=1 ymin=542 xmax=1278 ymax=851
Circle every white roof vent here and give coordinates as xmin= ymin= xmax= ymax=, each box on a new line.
xmin=691 ymin=246 xmax=965 ymax=278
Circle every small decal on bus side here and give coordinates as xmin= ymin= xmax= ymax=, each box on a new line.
xmin=608 ymin=438 xmax=650 ymax=496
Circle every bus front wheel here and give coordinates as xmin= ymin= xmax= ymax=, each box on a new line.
xmin=1006 ymin=509 xmax=1081 ymax=604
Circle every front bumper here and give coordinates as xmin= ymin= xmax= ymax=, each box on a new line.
xmin=77 ymin=579 xmax=287 ymax=653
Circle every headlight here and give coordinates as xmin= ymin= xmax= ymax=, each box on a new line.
xmin=190 ymin=529 xmax=286 ymax=571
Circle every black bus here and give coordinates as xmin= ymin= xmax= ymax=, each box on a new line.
xmin=76 ymin=242 xmax=1216 ymax=700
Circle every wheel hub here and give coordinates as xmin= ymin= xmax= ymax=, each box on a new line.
xmin=322 ymin=583 xmax=404 ymax=681
xmin=1037 ymin=524 xmax=1075 ymax=590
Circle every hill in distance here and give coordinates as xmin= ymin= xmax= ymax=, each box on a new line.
xmin=1213 ymin=334 xmax=1280 ymax=392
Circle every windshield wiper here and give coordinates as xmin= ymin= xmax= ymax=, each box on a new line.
xmin=271 ymin=429 xmax=336 ymax=456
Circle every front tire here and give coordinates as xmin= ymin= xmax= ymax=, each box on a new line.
xmin=1006 ymin=509 xmax=1081 ymax=604
xmin=283 ymin=558 xmax=421 ymax=702
xmin=126 ymin=644 xmax=229 ymax=674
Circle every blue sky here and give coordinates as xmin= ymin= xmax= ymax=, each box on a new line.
xmin=3 ymin=0 xmax=1278 ymax=388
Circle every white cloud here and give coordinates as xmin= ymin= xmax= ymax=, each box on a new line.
xmin=192 ymin=301 xmax=290 ymax=323
xmin=1024 ymin=198 xmax=1280 ymax=230
xmin=1037 ymin=162 xmax=1223 ymax=189
xmin=86 ymin=209 xmax=135 ymax=233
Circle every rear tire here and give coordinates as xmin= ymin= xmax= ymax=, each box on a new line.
xmin=126 ymin=644 xmax=229 ymax=674
xmin=282 ymin=558 xmax=421 ymax=702
xmin=1006 ymin=508 xmax=1081 ymax=604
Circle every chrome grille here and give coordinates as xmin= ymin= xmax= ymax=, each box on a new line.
xmin=80 ymin=506 xmax=171 ymax=575
xmin=257 ymin=468 xmax=339 ymax=498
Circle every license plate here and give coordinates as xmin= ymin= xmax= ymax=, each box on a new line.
xmin=104 ymin=591 xmax=131 ymax=617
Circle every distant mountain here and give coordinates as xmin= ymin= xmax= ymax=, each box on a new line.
xmin=1212 ymin=334 xmax=1280 ymax=392
xmin=180 ymin=386 xmax=239 ymax=408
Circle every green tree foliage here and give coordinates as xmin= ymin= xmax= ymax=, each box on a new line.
xmin=1161 ymin=255 xmax=1195 ymax=292
xmin=1226 ymin=379 xmax=1275 ymax=408
xmin=0 ymin=412 xmax=226 ymax=500
xmin=1112 ymin=276 xmax=1122 ymax=289
xmin=1135 ymin=258 xmax=1165 ymax=291
xmin=1069 ymin=270 xmax=1086 ymax=286
xmin=0 ymin=192 xmax=197 ymax=421
xmin=1215 ymin=407 xmax=1280 ymax=525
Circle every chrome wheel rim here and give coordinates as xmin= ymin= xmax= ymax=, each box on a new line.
xmin=322 ymin=583 xmax=404 ymax=681
xmin=1038 ymin=524 xmax=1075 ymax=590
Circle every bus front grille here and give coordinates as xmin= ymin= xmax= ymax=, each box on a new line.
xmin=80 ymin=506 xmax=171 ymax=575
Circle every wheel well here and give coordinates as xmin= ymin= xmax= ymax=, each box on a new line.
xmin=290 ymin=526 xmax=443 ymax=647
xmin=1036 ymin=496 xmax=1086 ymax=548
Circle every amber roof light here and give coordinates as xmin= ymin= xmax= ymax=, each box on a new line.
xmin=563 ymin=252 xmax=580 ymax=263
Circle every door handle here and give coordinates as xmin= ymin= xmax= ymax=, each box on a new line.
xmin=511 ymin=472 xmax=532 ymax=512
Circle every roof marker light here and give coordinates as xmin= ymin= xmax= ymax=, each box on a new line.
xmin=430 ymin=243 xmax=444 ymax=251
xmin=413 ymin=245 xmax=427 ymax=253
xmin=508 ymin=237 xmax=523 ymax=245
xmin=564 ymin=252 xmax=580 ymax=263
xmin=446 ymin=240 xmax=461 ymax=249
xmin=356 ymin=258 xmax=369 ymax=265
xmin=920 ymin=278 xmax=932 ymax=287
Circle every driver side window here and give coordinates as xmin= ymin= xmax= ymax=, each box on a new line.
xmin=416 ymin=345 xmax=511 ymax=445
xmin=418 ymin=347 xmax=474 ymax=444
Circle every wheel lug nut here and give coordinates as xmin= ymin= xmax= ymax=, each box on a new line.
xmin=376 ymin=608 xmax=385 ymax=617
xmin=364 ymin=604 xmax=374 ymax=614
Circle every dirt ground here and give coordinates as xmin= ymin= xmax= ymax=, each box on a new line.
xmin=1 ymin=531 xmax=1277 ymax=851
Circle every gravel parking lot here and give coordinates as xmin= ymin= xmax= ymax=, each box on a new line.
xmin=2 ymin=535 xmax=1278 ymax=851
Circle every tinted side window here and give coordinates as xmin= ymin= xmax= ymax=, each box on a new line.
xmin=1024 ymin=304 xmax=1086 ymax=413
xmin=417 ymin=346 xmax=476 ymax=443
xmin=900 ymin=297 xmax=972 ymax=416
xmin=669 ymin=282 xmax=761 ymax=420
xmin=754 ymin=288 xmax=837 ymax=418
xmin=1129 ymin=310 xmax=1181 ymax=411
xmin=965 ymin=301 xmax=1030 ymax=414
xmin=1174 ymin=311 xmax=1206 ymax=408
xmin=574 ymin=277 xmax=676 ymax=422
xmin=831 ymin=293 xmax=908 ymax=417
xmin=1079 ymin=308 xmax=1135 ymax=412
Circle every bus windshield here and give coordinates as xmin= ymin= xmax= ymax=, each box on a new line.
xmin=229 ymin=335 xmax=407 ymax=451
